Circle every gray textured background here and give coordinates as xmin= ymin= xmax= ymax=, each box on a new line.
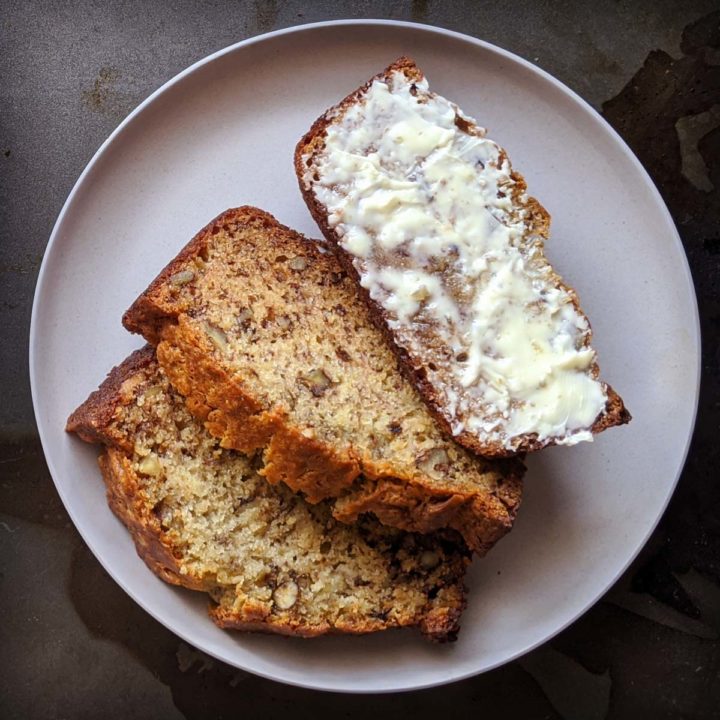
xmin=2 ymin=1 xmax=719 ymax=718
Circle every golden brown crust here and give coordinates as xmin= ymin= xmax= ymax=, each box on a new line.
xmin=208 ymin=604 xmax=332 ymax=638
xmin=99 ymin=449 xmax=208 ymax=591
xmin=294 ymin=56 xmax=630 ymax=458
xmin=156 ymin=324 xmax=281 ymax=454
xmin=67 ymin=349 xmax=210 ymax=592
xmin=121 ymin=206 xmax=523 ymax=555
xmin=209 ymin=603 xmax=376 ymax=639
xmin=419 ymin=604 xmax=464 ymax=642
xmin=333 ymin=467 xmax=523 ymax=557
xmin=261 ymin=421 xmax=361 ymax=502
xmin=156 ymin=322 xmax=362 ymax=500
xmin=210 ymin=595 xmax=465 ymax=641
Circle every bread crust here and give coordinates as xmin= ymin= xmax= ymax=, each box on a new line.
xmin=294 ymin=56 xmax=630 ymax=458
xmin=67 ymin=349 xmax=469 ymax=640
xmin=66 ymin=346 xmax=157 ymax=452
xmin=209 ymin=592 xmax=465 ymax=640
xmin=100 ymin=449 xmax=209 ymax=591
xmin=122 ymin=207 xmax=523 ymax=555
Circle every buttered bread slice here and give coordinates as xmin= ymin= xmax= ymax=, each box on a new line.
xmin=123 ymin=207 xmax=523 ymax=555
xmin=296 ymin=57 xmax=630 ymax=457
xmin=67 ymin=347 xmax=470 ymax=640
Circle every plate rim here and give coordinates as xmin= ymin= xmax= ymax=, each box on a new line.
xmin=29 ymin=18 xmax=701 ymax=693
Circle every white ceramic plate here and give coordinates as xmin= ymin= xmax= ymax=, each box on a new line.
xmin=30 ymin=20 xmax=699 ymax=693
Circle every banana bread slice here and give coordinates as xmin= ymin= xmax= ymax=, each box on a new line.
xmin=295 ymin=57 xmax=630 ymax=457
xmin=66 ymin=347 xmax=470 ymax=640
xmin=122 ymin=207 xmax=523 ymax=555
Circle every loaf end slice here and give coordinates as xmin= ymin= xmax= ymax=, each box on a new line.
xmin=122 ymin=207 xmax=524 ymax=555
xmin=295 ymin=57 xmax=630 ymax=457
xmin=66 ymin=347 xmax=470 ymax=640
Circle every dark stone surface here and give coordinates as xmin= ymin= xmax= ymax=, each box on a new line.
xmin=1 ymin=2 xmax=718 ymax=718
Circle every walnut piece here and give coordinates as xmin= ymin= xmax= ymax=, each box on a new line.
xmin=299 ymin=368 xmax=333 ymax=396
xmin=236 ymin=307 xmax=254 ymax=328
xmin=288 ymin=256 xmax=307 ymax=271
xmin=273 ymin=580 xmax=299 ymax=610
xmin=420 ymin=550 xmax=440 ymax=569
xmin=416 ymin=447 xmax=450 ymax=477
xmin=138 ymin=454 xmax=163 ymax=477
xmin=170 ymin=270 xmax=195 ymax=286
xmin=204 ymin=322 xmax=228 ymax=352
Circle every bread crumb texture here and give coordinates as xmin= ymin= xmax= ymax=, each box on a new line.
xmin=67 ymin=349 xmax=470 ymax=640
xmin=123 ymin=207 xmax=524 ymax=554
